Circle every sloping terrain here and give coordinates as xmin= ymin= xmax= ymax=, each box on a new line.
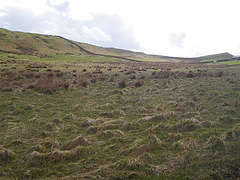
xmin=0 ymin=28 xmax=200 ymax=62
xmin=0 ymin=29 xmax=240 ymax=179
xmin=199 ymin=52 xmax=234 ymax=62
xmin=0 ymin=50 xmax=240 ymax=179
xmin=0 ymin=28 xmax=84 ymax=55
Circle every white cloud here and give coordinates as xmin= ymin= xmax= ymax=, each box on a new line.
xmin=0 ymin=11 xmax=6 ymax=16
xmin=81 ymin=26 xmax=111 ymax=42
xmin=37 ymin=21 xmax=60 ymax=35
xmin=48 ymin=0 xmax=67 ymax=5
xmin=0 ymin=0 xmax=49 ymax=15
xmin=0 ymin=0 xmax=240 ymax=56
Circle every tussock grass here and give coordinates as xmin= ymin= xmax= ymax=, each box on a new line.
xmin=0 ymin=51 xmax=239 ymax=179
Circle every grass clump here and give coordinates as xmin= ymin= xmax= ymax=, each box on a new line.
xmin=118 ymin=80 xmax=126 ymax=88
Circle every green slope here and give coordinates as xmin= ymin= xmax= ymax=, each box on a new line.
xmin=0 ymin=28 xmax=85 ymax=55
xmin=0 ymin=28 xmax=199 ymax=62
xmin=0 ymin=28 xmax=148 ymax=59
xmin=198 ymin=52 xmax=234 ymax=62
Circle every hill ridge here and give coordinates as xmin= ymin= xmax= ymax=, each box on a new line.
xmin=57 ymin=36 xmax=141 ymax=62
xmin=1 ymin=28 xmax=233 ymax=62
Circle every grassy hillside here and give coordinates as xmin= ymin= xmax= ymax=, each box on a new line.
xmin=0 ymin=28 xmax=200 ymax=62
xmin=0 ymin=28 xmax=85 ymax=55
xmin=199 ymin=52 xmax=234 ymax=62
xmin=0 ymin=28 xmax=150 ymax=59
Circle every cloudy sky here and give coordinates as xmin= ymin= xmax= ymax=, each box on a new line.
xmin=0 ymin=0 xmax=240 ymax=57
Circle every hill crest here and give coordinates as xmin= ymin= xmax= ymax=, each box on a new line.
xmin=0 ymin=28 xmax=229 ymax=62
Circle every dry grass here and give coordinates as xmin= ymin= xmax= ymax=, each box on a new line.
xmin=0 ymin=51 xmax=239 ymax=179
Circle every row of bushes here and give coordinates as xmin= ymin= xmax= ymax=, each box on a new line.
xmin=0 ymin=67 xmax=225 ymax=93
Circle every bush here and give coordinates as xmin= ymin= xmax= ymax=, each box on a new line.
xmin=118 ymin=80 xmax=126 ymax=88
xmin=32 ymin=75 xmax=67 ymax=93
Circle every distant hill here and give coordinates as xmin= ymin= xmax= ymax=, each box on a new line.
xmin=0 ymin=28 xmax=200 ymax=62
xmin=198 ymin=52 xmax=234 ymax=62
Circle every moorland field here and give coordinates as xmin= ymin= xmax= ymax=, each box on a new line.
xmin=0 ymin=29 xmax=239 ymax=179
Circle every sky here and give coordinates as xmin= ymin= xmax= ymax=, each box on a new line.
xmin=0 ymin=0 xmax=240 ymax=57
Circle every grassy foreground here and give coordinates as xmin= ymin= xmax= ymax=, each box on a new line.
xmin=0 ymin=52 xmax=240 ymax=179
